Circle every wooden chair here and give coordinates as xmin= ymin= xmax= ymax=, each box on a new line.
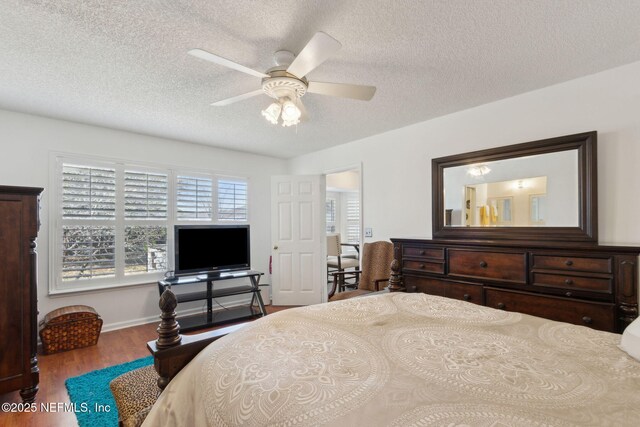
xmin=328 ymin=241 xmax=394 ymax=301
xmin=327 ymin=233 xmax=359 ymax=290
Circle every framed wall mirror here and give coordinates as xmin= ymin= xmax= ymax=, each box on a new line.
xmin=432 ymin=131 xmax=597 ymax=244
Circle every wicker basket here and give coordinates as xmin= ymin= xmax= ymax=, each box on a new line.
xmin=39 ymin=305 xmax=103 ymax=354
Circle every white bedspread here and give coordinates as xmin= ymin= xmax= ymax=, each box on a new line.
xmin=143 ymin=293 xmax=640 ymax=426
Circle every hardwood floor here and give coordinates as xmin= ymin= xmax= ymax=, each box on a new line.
xmin=0 ymin=305 xmax=290 ymax=427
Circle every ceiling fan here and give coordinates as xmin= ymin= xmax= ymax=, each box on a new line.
xmin=188 ymin=32 xmax=376 ymax=127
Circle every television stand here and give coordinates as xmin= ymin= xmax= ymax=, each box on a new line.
xmin=158 ymin=270 xmax=266 ymax=332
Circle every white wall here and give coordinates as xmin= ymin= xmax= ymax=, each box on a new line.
xmin=0 ymin=109 xmax=287 ymax=330
xmin=3 ymin=60 xmax=640 ymax=331
xmin=289 ymin=60 xmax=640 ymax=248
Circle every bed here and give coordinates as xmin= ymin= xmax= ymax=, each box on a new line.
xmin=142 ymin=292 xmax=640 ymax=426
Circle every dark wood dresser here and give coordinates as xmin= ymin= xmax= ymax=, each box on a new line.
xmin=391 ymin=238 xmax=639 ymax=333
xmin=0 ymin=186 xmax=43 ymax=402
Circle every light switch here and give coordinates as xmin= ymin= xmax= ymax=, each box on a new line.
xmin=364 ymin=227 xmax=373 ymax=237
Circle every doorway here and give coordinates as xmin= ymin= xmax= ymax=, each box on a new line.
xmin=325 ymin=167 xmax=361 ymax=295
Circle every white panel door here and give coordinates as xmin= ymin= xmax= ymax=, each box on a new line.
xmin=271 ymin=175 xmax=325 ymax=305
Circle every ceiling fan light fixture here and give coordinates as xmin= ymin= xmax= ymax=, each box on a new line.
xmin=261 ymin=102 xmax=281 ymax=125
xmin=468 ymin=165 xmax=491 ymax=177
xmin=262 ymin=98 xmax=301 ymax=127
xmin=281 ymin=99 xmax=301 ymax=122
xmin=281 ymin=117 xmax=300 ymax=127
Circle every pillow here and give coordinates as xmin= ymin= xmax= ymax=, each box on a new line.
xmin=620 ymin=316 xmax=640 ymax=361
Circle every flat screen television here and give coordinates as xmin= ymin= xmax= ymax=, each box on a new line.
xmin=174 ymin=225 xmax=250 ymax=275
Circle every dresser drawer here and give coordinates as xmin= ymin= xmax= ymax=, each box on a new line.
xmin=403 ymin=245 xmax=444 ymax=260
xmin=531 ymin=254 xmax=612 ymax=273
xmin=531 ymin=272 xmax=613 ymax=297
xmin=446 ymin=282 xmax=483 ymax=305
xmin=403 ymin=259 xmax=445 ymax=274
xmin=485 ymin=288 xmax=615 ymax=332
xmin=404 ymin=276 xmax=482 ymax=305
xmin=404 ymin=276 xmax=446 ymax=296
xmin=448 ymin=249 xmax=526 ymax=284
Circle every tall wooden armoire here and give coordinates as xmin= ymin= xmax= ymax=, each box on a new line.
xmin=0 ymin=186 xmax=43 ymax=402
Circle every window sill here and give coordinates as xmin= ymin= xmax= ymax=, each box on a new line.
xmin=48 ymin=276 xmax=162 ymax=296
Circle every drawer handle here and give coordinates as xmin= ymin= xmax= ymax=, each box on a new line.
xmin=497 ymin=303 xmax=505 ymax=309
xmin=479 ymin=261 xmax=488 ymax=268
xmin=565 ymin=260 xmax=574 ymax=266
xmin=565 ymin=279 xmax=573 ymax=285
xmin=582 ymin=316 xmax=593 ymax=325
xmin=463 ymin=293 xmax=471 ymax=301
xmin=565 ymin=291 xmax=573 ymax=297
xmin=419 ymin=263 xmax=425 ymax=269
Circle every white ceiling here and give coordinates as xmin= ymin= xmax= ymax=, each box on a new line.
xmin=2 ymin=1 xmax=640 ymax=159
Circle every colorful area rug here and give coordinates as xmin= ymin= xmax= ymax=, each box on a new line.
xmin=65 ymin=356 xmax=153 ymax=427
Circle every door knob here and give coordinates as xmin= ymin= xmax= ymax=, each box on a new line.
xmin=273 ymin=245 xmax=278 ymax=250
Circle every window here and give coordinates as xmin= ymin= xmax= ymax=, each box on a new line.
xmin=124 ymin=226 xmax=167 ymax=275
xmin=62 ymin=225 xmax=116 ymax=280
xmin=124 ymin=171 xmax=168 ymax=219
xmin=52 ymin=156 xmax=249 ymax=293
xmin=326 ymin=198 xmax=336 ymax=233
xmin=61 ymin=164 xmax=117 ymax=281
xmin=346 ymin=196 xmax=360 ymax=243
xmin=218 ymin=179 xmax=248 ymax=221
xmin=176 ymin=175 xmax=213 ymax=220
xmin=123 ymin=170 xmax=169 ymax=276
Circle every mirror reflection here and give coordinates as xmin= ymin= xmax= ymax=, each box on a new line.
xmin=443 ymin=150 xmax=578 ymax=227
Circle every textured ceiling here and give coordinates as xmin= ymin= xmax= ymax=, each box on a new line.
xmin=2 ymin=1 xmax=640 ymax=159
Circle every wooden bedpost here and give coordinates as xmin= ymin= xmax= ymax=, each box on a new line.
xmin=148 ymin=287 xmax=248 ymax=390
xmin=156 ymin=287 xmax=182 ymax=349
xmin=387 ymin=259 xmax=405 ymax=292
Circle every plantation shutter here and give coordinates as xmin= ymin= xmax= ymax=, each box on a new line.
xmin=176 ymin=175 xmax=213 ymax=219
xmin=61 ymin=164 xmax=117 ymax=280
xmin=124 ymin=225 xmax=167 ymax=275
xmin=62 ymin=226 xmax=116 ymax=280
xmin=123 ymin=169 xmax=168 ymax=275
xmin=346 ymin=197 xmax=360 ymax=243
xmin=326 ymin=199 xmax=336 ymax=233
xmin=62 ymin=164 xmax=116 ymax=219
xmin=218 ymin=179 xmax=248 ymax=221
xmin=124 ymin=171 xmax=168 ymax=218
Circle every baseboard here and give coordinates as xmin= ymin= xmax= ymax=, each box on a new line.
xmin=36 ymin=302 xmax=253 ymax=352
xmin=101 ymin=296 xmax=271 ymax=333
xmin=101 ymin=306 xmax=203 ymax=332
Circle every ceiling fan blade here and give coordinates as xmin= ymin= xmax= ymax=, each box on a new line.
xmin=296 ymin=98 xmax=309 ymax=121
xmin=307 ymin=81 xmax=376 ymax=101
xmin=286 ymin=32 xmax=342 ymax=78
xmin=211 ymin=89 xmax=264 ymax=106
xmin=188 ymin=49 xmax=269 ymax=79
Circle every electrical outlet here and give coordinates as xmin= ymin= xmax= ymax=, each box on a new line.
xmin=364 ymin=227 xmax=373 ymax=238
